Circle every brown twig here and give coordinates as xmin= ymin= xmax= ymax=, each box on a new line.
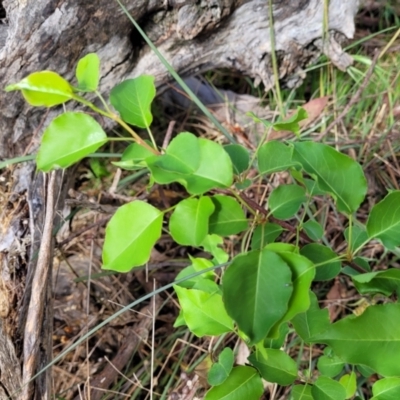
xmin=22 ymin=171 xmax=57 ymax=399
xmin=162 ymin=120 xmax=176 ymax=149
xmin=316 ymin=50 xmax=380 ymax=141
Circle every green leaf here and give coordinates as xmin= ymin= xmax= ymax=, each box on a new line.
xmin=366 ymin=191 xmax=400 ymax=249
xmin=169 ymin=197 xmax=215 ymax=246
xmin=339 ymin=372 xmax=357 ymax=399
xmin=251 ymin=223 xmax=283 ymax=249
xmin=75 ymin=53 xmax=100 ymax=92
xmin=184 ymin=138 xmax=233 ymax=194
xmin=371 ymin=377 xmax=400 ymax=400
xmin=208 ymin=347 xmax=234 ymax=386
xmin=204 ymin=366 xmax=263 ymax=400
xmin=292 ymin=142 xmax=367 ymax=214
xmin=300 ymin=244 xmax=341 ymax=281
xmin=264 ymin=322 xmax=289 ymax=349
xmin=5 ymin=71 xmax=74 ymax=107
xmin=312 ymin=376 xmax=346 ymax=400
xmin=357 ymin=364 xmax=375 ymax=378
xmin=201 ymin=234 xmax=229 ymax=264
xmin=249 ymin=107 xmax=307 ymax=136
xmin=209 ymin=195 xmax=248 ymax=236
xmin=175 ymin=257 xmax=215 ymax=289
xmin=272 ymin=107 xmax=308 ymax=136
xmin=344 ymin=224 xmax=369 ymax=253
xmin=147 ymin=133 xmax=233 ymax=195
xmin=317 ymin=351 xmax=344 ymax=378
xmin=291 ymin=385 xmax=313 ymax=400
xmin=224 ymin=144 xmax=250 ymax=174
xmin=268 ymin=184 xmax=306 ymax=220
xmin=89 ymin=158 xmax=110 ymax=179
xmin=110 ymin=75 xmax=155 ymax=128
xmin=314 ymin=303 xmax=400 ymax=376
xmin=222 ymin=249 xmax=293 ymax=344
xmin=113 ymin=142 xmax=154 ymax=170
xmin=303 ymin=220 xmax=324 ymax=241
xmin=291 ymin=292 xmax=330 ymax=343
xmin=352 ymin=269 xmax=400 ymax=296
xmin=146 ymin=132 xmax=200 ymax=182
xmin=257 ymin=141 xmax=298 ymax=175
xmin=36 ymin=112 xmax=108 ymax=171
xmin=248 ymin=348 xmax=297 ymax=385
xmin=174 ymin=285 xmax=234 ymax=337
xmin=102 ymin=201 xmax=163 ymax=272
xmin=266 ymin=249 xmax=315 ymax=335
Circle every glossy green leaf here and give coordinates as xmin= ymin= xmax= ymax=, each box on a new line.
xmin=292 ymin=142 xmax=367 ymax=214
xmin=75 ymin=53 xmax=100 ymax=92
xmin=5 ymin=71 xmax=74 ymax=107
xmin=317 ymin=351 xmax=345 ymax=378
xmin=266 ymin=249 xmax=315 ymax=335
xmin=303 ymin=220 xmax=324 ymax=241
xmin=175 ymin=257 xmax=215 ymax=289
xmin=339 ymin=372 xmax=357 ymax=399
xmin=264 ymin=322 xmax=289 ymax=349
xmin=312 ymin=376 xmax=346 ymax=400
xmin=291 ymin=385 xmax=313 ymax=400
xmin=371 ymin=377 xmax=400 ymax=400
xmin=300 ymin=244 xmax=341 ymax=281
xmin=268 ymin=184 xmax=306 ymax=220
xmin=209 ymin=195 xmax=248 ymax=236
xmin=344 ymin=224 xmax=369 ymax=253
xmin=353 ymin=269 xmax=400 ymax=296
xmin=223 ymin=249 xmax=293 ymax=344
xmin=314 ymin=303 xmax=400 ymax=376
xmin=366 ymin=191 xmax=400 ymax=249
xmin=102 ymin=201 xmax=163 ymax=272
xmin=110 ymin=75 xmax=155 ymax=128
xmin=251 ymin=223 xmax=283 ymax=249
xmin=184 ymin=138 xmax=233 ymax=194
xmin=174 ymin=284 xmax=234 ymax=337
xmin=201 ymin=234 xmax=229 ymax=264
xmin=224 ymin=144 xmax=250 ymax=174
xmin=169 ymin=197 xmax=215 ymax=246
xmin=272 ymin=107 xmax=308 ymax=135
xmin=147 ymin=133 xmax=233 ymax=195
xmin=204 ymin=366 xmax=263 ymax=400
xmin=208 ymin=347 xmax=234 ymax=386
xmin=303 ymin=178 xmax=326 ymax=196
xmin=113 ymin=142 xmax=154 ymax=170
xmin=291 ymin=292 xmax=330 ymax=343
xmin=249 ymin=107 xmax=307 ymax=136
xmin=146 ymin=132 xmax=200 ymax=182
xmin=249 ymin=348 xmax=297 ymax=385
xmin=257 ymin=141 xmax=298 ymax=175
xmin=357 ymin=364 xmax=375 ymax=378
xmin=36 ymin=112 xmax=108 ymax=171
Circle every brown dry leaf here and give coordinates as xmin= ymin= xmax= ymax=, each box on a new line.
xmin=326 ymin=278 xmax=343 ymax=322
xmin=269 ymin=96 xmax=330 ymax=140
xmin=299 ymin=96 xmax=330 ymax=128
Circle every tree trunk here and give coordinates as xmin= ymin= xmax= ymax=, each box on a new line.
xmin=0 ymin=0 xmax=359 ymax=398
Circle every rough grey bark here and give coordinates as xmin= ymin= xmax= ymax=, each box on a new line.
xmin=0 ymin=0 xmax=359 ymax=398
